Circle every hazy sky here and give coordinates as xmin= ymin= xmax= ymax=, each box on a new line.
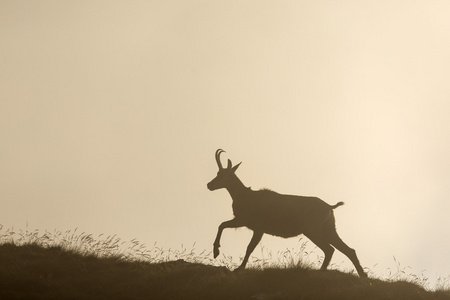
xmin=1 ymin=1 xmax=450 ymax=284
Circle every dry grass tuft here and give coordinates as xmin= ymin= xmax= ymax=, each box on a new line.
xmin=1 ymin=224 xmax=449 ymax=299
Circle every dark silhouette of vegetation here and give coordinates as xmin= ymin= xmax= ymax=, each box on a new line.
xmin=1 ymin=242 xmax=449 ymax=300
xmin=0 ymin=227 xmax=449 ymax=299
xmin=207 ymin=149 xmax=366 ymax=277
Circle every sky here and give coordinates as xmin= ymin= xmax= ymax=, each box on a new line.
xmin=1 ymin=0 xmax=450 ymax=285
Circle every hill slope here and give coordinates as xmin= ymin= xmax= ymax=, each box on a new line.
xmin=0 ymin=243 xmax=449 ymax=300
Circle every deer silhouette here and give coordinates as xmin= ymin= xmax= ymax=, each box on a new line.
xmin=207 ymin=149 xmax=367 ymax=277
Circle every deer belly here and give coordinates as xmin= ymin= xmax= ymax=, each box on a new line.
xmin=245 ymin=217 xmax=304 ymax=238
xmin=265 ymin=228 xmax=302 ymax=238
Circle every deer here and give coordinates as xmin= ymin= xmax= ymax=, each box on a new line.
xmin=207 ymin=149 xmax=367 ymax=278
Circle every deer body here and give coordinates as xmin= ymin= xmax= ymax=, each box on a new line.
xmin=230 ymin=187 xmax=335 ymax=238
xmin=207 ymin=149 xmax=367 ymax=277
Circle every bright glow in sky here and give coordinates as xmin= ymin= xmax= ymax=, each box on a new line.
xmin=1 ymin=0 xmax=450 ymax=285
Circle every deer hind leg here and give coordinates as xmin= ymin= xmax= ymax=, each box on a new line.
xmin=329 ymin=231 xmax=367 ymax=278
xmin=235 ymin=231 xmax=263 ymax=272
xmin=308 ymin=235 xmax=335 ymax=271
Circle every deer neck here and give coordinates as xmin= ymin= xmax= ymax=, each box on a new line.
xmin=226 ymin=175 xmax=249 ymax=202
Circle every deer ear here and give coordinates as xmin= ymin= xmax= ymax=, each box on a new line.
xmin=227 ymin=159 xmax=232 ymax=169
xmin=232 ymin=162 xmax=242 ymax=172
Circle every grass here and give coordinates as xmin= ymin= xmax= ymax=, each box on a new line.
xmin=0 ymin=225 xmax=449 ymax=300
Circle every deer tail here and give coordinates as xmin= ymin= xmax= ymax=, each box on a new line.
xmin=330 ymin=201 xmax=345 ymax=209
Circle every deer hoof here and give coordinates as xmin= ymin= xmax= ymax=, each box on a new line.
xmin=359 ymin=271 xmax=368 ymax=279
xmin=213 ymin=247 xmax=220 ymax=258
xmin=234 ymin=266 xmax=245 ymax=272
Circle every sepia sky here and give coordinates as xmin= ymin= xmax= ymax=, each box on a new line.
xmin=1 ymin=1 xmax=450 ymax=283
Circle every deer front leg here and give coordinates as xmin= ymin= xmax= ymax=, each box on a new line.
xmin=213 ymin=218 xmax=243 ymax=258
xmin=235 ymin=231 xmax=263 ymax=271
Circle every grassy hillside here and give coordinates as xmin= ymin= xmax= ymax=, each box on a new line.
xmin=1 ymin=242 xmax=450 ymax=300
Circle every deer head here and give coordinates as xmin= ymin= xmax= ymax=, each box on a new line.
xmin=207 ymin=149 xmax=241 ymax=191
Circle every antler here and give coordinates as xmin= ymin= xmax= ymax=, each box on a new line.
xmin=215 ymin=149 xmax=225 ymax=169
